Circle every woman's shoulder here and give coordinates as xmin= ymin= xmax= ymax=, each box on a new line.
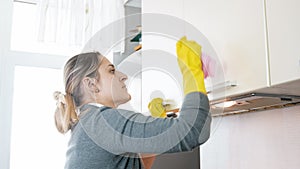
xmin=80 ymin=104 xmax=133 ymax=117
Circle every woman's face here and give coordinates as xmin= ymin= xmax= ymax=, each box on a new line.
xmin=96 ymin=57 xmax=131 ymax=107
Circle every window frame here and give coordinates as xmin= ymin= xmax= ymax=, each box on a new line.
xmin=0 ymin=1 xmax=67 ymax=168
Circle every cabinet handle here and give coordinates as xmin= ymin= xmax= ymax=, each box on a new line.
xmin=206 ymin=81 xmax=237 ymax=94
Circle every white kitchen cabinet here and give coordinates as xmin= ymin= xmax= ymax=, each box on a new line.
xmin=266 ymin=0 xmax=300 ymax=85
xmin=142 ymin=0 xmax=186 ymax=111
xmin=143 ymin=0 xmax=269 ymax=101
xmin=142 ymin=0 xmax=183 ymax=18
xmin=183 ymin=0 xmax=269 ymax=100
xmin=142 ymin=1 xmax=200 ymax=169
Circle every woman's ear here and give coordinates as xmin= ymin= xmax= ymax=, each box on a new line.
xmin=82 ymin=77 xmax=99 ymax=93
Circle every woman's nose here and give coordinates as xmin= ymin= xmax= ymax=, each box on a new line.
xmin=118 ymin=71 xmax=128 ymax=82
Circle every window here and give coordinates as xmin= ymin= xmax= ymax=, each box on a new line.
xmin=2 ymin=1 xmax=117 ymax=168
xmin=10 ymin=1 xmax=81 ymax=56
xmin=10 ymin=66 xmax=69 ymax=169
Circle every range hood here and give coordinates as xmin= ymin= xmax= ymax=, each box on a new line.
xmin=210 ymin=79 xmax=300 ymax=116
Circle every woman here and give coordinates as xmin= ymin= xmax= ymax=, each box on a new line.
xmin=54 ymin=37 xmax=211 ymax=169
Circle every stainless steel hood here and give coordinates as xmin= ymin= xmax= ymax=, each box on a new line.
xmin=210 ymin=79 xmax=300 ymax=116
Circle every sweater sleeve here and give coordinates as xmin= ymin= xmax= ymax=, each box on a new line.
xmin=79 ymin=92 xmax=211 ymax=155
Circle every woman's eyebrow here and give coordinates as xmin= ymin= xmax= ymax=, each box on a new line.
xmin=107 ymin=64 xmax=115 ymax=69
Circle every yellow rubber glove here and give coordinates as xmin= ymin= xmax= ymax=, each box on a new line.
xmin=148 ymin=98 xmax=167 ymax=118
xmin=176 ymin=36 xmax=207 ymax=95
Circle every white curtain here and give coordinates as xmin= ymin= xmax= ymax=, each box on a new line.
xmin=37 ymin=0 xmax=125 ymax=53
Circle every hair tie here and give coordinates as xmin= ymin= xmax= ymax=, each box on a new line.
xmin=53 ymin=91 xmax=66 ymax=105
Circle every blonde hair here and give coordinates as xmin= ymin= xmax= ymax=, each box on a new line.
xmin=54 ymin=52 xmax=102 ymax=134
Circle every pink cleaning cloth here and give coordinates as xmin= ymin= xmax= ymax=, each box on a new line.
xmin=201 ymin=52 xmax=216 ymax=79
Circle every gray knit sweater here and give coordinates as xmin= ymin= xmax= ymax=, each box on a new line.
xmin=65 ymin=92 xmax=211 ymax=169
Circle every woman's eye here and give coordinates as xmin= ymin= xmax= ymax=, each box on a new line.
xmin=110 ymin=69 xmax=115 ymax=73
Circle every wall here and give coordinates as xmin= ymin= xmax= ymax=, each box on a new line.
xmin=201 ymin=105 xmax=300 ymax=169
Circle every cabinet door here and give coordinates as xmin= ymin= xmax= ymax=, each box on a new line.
xmin=184 ymin=0 xmax=268 ymax=99
xmin=142 ymin=0 xmax=183 ymax=17
xmin=266 ymin=0 xmax=300 ymax=85
xmin=142 ymin=1 xmax=200 ymax=168
xmin=142 ymin=0 xmax=185 ymax=111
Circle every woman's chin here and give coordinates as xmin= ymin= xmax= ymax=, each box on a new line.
xmin=117 ymin=94 xmax=131 ymax=105
xmin=127 ymin=94 xmax=132 ymax=101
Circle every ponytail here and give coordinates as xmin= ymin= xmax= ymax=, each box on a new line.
xmin=53 ymin=91 xmax=78 ymax=134
xmin=54 ymin=52 xmax=102 ymax=134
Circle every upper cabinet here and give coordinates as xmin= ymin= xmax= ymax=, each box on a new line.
xmin=142 ymin=0 xmax=185 ymax=52
xmin=142 ymin=0 xmax=300 ymax=102
xmin=142 ymin=0 xmax=183 ymax=17
xmin=143 ymin=0 xmax=269 ymax=101
xmin=141 ymin=0 xmax=186 ymax=111
xmin=183 ymin=0 xmax=269 ymax=100
xmin=266 ymin=0 xmax=300 ymax=85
